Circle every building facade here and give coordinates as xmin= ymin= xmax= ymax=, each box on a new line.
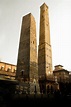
xmin=0 ymin=61 xmax=16 ymax=80
xmin=53 ymin=65 xmax=69 ymax=83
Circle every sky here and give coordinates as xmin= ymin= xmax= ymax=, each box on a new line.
xmin=0 ymin=0 xmax=71 ymax=71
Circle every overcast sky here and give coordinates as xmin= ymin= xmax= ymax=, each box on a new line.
xmin=0 ymin=0 xmax=71 ymax=71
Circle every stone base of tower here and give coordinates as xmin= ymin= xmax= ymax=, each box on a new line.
xmin=17 ymin=81 xmax=40 ymax=95
xmin=29 ymin=82 xmax=40 ymax=94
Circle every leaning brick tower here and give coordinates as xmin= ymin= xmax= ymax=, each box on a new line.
xmin=16 ymin=13 xmax=40 ymax=94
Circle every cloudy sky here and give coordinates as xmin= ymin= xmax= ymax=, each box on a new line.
xmin=0 ymin=0 xmax=71 ymax=71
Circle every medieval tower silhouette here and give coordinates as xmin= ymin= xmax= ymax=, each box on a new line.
xmin=38 ymin=3 xmax=53 ymax=93
xmin=16 ymin=13 xmax=40 ymax=93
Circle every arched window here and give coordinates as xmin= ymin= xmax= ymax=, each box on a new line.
xmin=1 ymin=66 xmax=4 ymax=70
xmin=7 ymin=68 xmax=11 ymax=72
xmin=33 ymin=41 xmax=34 ymax=44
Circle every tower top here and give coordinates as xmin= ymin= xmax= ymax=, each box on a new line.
xmin=23 ymin=13 xmax=34 ymax=18
xmin=22 ymin=13 xmax=36 ymax=23
xmin=40 ymin=2 xmax=48 ymax=9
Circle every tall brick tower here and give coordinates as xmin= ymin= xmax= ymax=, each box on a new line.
xmin=16 ymin=13 xmax=40 ymax=94
xmin=38 ymin=3 xmax=53 ymax=93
